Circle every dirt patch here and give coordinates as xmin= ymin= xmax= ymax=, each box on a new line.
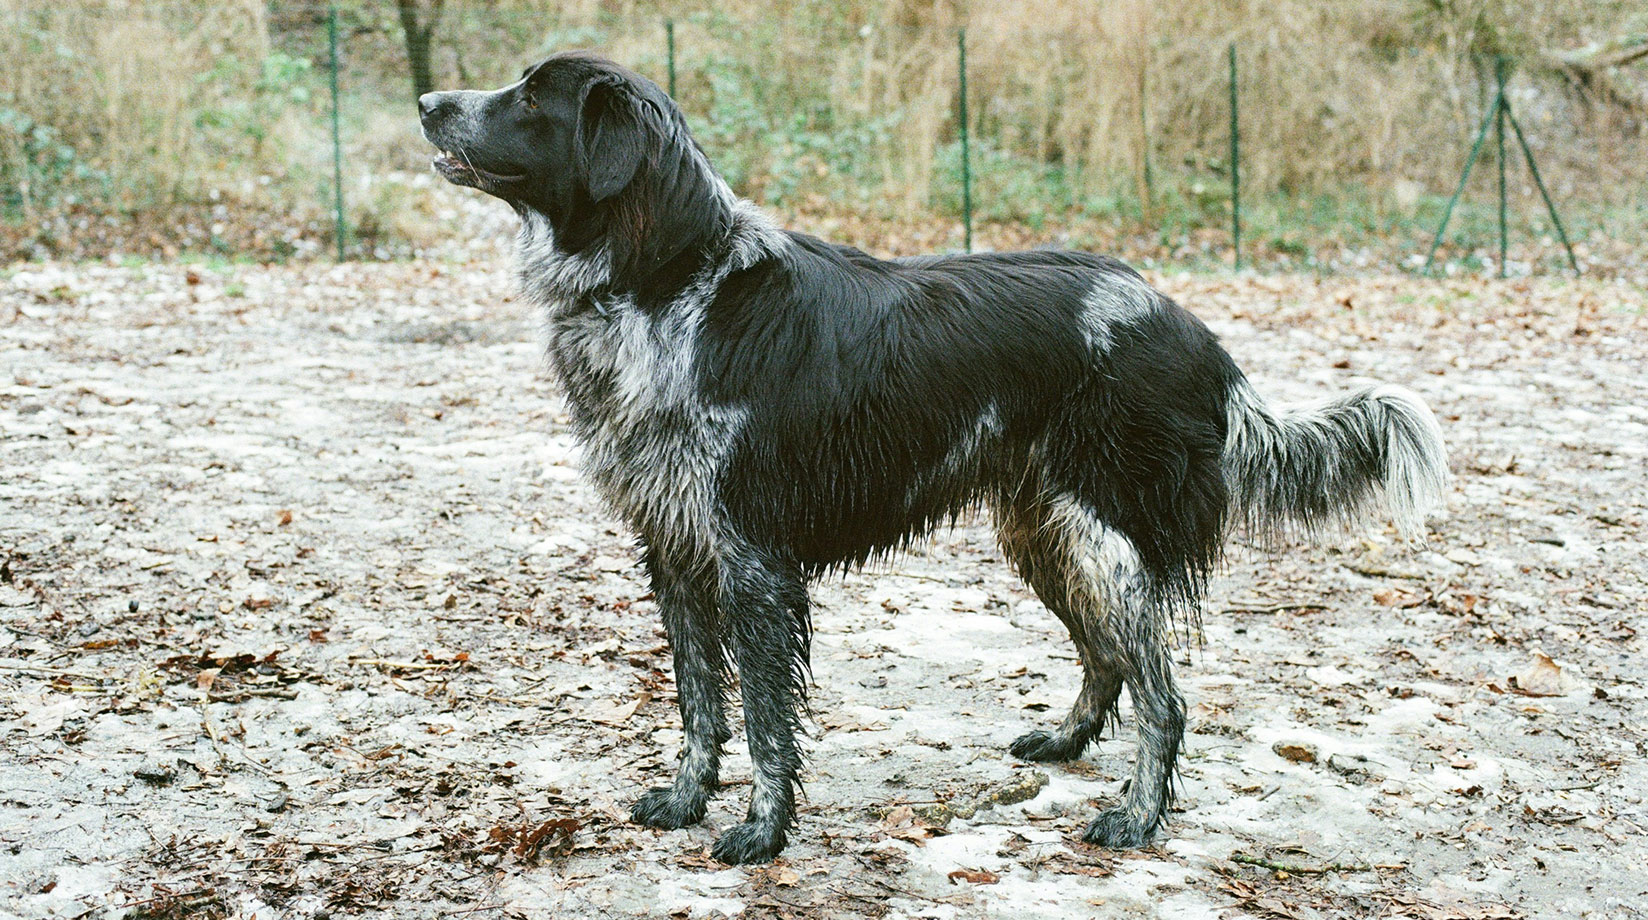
xmin=2 ymin=260 xmax=1645 ymax=919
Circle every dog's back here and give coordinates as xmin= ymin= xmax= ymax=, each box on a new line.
xmin=699 ymin=235 xmax=1236 ymax=596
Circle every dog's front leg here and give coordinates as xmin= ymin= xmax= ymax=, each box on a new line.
xmin=712 ymin=547 xmax=809 ymax=864
xmin=631 ymin=547 xmax=729 ymax=830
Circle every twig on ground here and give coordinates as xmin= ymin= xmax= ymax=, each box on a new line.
xmin=0 ymin=662 xmax=107 ymax=680
xmin=1221 ymin=602 xmax=1329 ymax=614
xmin=1231 ymin=852 xmax=1385 ymax=874
xmin=1343 ymin=564 xmax=1429 ymax=581
xmin=352 ymin=658 xmax=462 ymax=670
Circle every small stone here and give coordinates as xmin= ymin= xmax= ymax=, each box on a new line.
xmin=989 ymin=770 xmax=1050 ymax=806
xmin=0 ymin=586 xmax=33 ymax=608
xmin=1327 ymin=753 xmax=1376 ymax=782
xmin=134 ymin=763 xmax=177 ymax=786
xmin=1444 ymin=548 xmax=1482 ymax=567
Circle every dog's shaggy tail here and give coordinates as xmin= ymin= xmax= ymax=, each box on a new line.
xmin=1221 ymin=378 xmax=1448 ymax=541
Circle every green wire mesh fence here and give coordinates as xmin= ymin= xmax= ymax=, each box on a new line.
xmin=0 ymin=3 xmax=1594 ymax=274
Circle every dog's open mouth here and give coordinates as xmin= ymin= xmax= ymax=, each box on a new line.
xmin=432 ymin=150 xmax=526 ymax=189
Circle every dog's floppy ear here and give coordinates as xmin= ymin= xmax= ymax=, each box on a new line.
xmin=576 ymin=75 xmax=647 ymax=202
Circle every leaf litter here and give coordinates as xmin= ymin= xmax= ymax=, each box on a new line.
xmin=2 ymin=259 xmax=1646 ymax=918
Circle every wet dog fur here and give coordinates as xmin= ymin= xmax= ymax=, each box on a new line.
xmin=418 ymin=52 xmax=1448 ymax=864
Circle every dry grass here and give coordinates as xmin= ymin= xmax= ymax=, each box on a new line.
xmin=0 ymin=2 xmax=283 ymax=211
xmin=0 ymin=0 xmax=1641 ymax=257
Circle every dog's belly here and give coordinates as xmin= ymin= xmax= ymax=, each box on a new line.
xmin=723 ymin=406 xmax=1014 ymax=570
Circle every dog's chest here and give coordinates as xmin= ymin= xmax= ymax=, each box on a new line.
xmin=547 ymin=305 xmax=743 ymax=553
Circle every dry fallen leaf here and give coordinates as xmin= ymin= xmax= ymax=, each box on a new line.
xmin=1373 ymin=587 xmax=1424 ymax=608
xmin=486 ymin=817 xmax=580 ymax=864
xmin=1272 ymin=742 xmax=1318 ymax=764
xmin=577 ymin=691 xmax=651 ymax=726
xmin=880 ymin=805 xmax=935 ymax=845
xmin=1513 ymin=652 xmax=1576 ymax=697
xmin=761 ymin=866 xmax=800 ymax=886
xmin=947 ymin=868 xmax=1000 ymax=885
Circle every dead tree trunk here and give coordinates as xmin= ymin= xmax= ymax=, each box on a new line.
xmin=396 ymin=0 xmax=444 ymax=102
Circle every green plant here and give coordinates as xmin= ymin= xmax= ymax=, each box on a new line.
xmin=0 ymin=104 xmax=108 ymax=218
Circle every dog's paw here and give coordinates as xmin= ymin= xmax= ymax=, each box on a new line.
xmin=631 ymin=786 xmax=707 ymax=830
xmin=1080 ymin=808 xmax=1155 ymax=849
xmin=1009 ymin=729 xmax=1085 ymax=762
xmin=711 ymin=821 xmax=787 ymax=864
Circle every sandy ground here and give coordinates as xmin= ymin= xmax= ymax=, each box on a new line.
xmin=1 ymin=257 xmax=1646 ymax=920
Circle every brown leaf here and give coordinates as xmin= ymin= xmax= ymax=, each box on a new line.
xmin=887 ymin=826 xmax=934 ymax=845
xmin=880 ymin=805 xmax=935 ymax=845
xmin=762 ymin=866 xmax=800 ymax=886
xmin=1272 ymin=742 xmax=1318 ymax=764
xmin=880 ymin=805 xmax=915 ymax=827
xmin=276 ymin=509 xmax=293 ymax=526
xmin=484 ymin=817 xmax=581 ymax=865
xmin=947 ymin=868 xmax=1000 ymax=885
xmin=514 ymin=818 xmax=580 ymax=862
xmin=579 ymin=692 xmax=650 ymax=726
xmin=1373 ymin=588 xmax=1424 ymax=608
xmin=820 ymin=712 xmax=889 ymax=732
xmin=196 ymin=668 xmax=221 ymax=691
xmin=1511 ymin=652 xmax=1572 ymax=697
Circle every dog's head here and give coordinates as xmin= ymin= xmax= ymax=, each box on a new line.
xmin=419 ymin=52 xmax=729 ymax=290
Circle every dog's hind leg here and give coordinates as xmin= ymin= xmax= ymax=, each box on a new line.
xmin=996 ymin=497 xmax=1124 ymax=763
xmin=712 ymin=543 xmax=810 ymax=864
xmin=1008 ymin=642 xmax=1122 ymax=762
xmin=1082 ymin=638 xmax=1184 ymax=848
xmin=1004 ymin=495 xmax=1186 ymax=847
xmin=1056 ymin=498 xmax=1184 ymax=849
xmin=631 ymin=547 xmax=730 ymax=830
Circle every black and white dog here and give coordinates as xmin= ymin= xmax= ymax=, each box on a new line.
xmin=418 ymin=53 xmax=1447 ymax=864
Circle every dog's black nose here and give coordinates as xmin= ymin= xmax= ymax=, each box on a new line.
xmin=417 ymin=93 xmax=442 ymax=120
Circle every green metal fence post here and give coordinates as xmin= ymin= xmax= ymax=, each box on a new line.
xmin=1139 ymin=66 xmax=1154 ymax=219
xmin=328 ymin=4 xmax=346 ymax=262
xmin=1506 ymin=110 xmax=1581 ymax=275
xmin=1495 ymin=57 xmax=1508 ymax=278
xmin=665 ymin=19 xmax=676 ymax=98
xmin=1228 ymin=42 xmax=1240 ymax=269
xmin=1423 ymin=91 xmax=1502 ymax=275
xmin=958 ymin=27 xmax=972 ymax=253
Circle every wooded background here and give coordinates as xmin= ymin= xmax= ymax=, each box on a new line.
xmin=1 ymin=0 xmax=1643 ymax=267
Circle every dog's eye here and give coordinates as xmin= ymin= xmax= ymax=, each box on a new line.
xmin=523 ymin=96 xmax=538 ymax=111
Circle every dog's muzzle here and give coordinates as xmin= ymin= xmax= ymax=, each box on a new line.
xmin=418 ymin=92 xmax=526 ymax=190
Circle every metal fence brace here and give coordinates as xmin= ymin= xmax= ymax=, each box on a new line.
xmin=1424 ymin=56 xmax=1579 ymax=277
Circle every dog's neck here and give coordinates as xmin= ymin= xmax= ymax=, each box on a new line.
xmin=514 ymin=210 xmax=616 ymax=313
xmin=516 ymin=196 xmax=788 ymax=318
xmin=514 ymin=113 xmax=737 ymax=312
